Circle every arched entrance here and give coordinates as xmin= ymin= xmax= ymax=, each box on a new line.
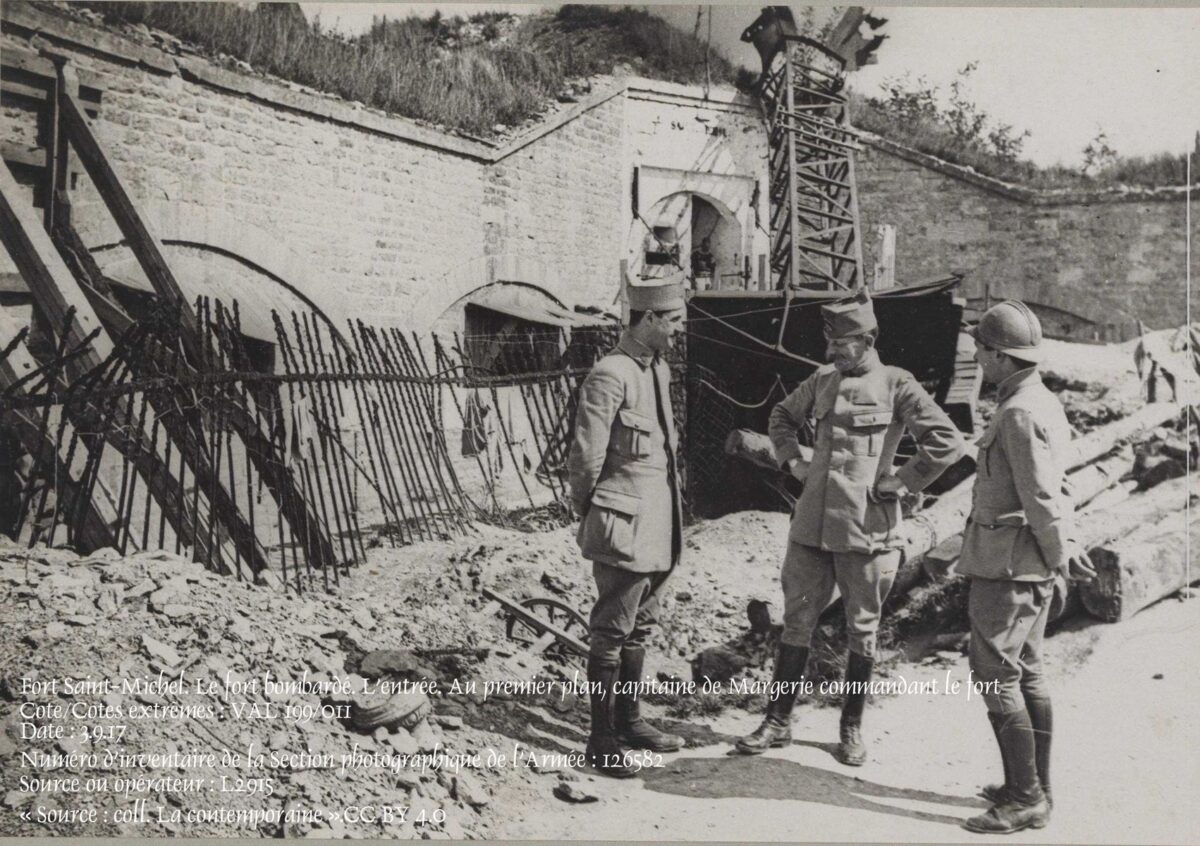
xmin=628 ymin=191 xmax=746 ymax=290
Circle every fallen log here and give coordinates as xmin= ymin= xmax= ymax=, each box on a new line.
xmin=924 ymin=476 xmax=1188 ymax=583
xmin=1067 ymin=447 xmax=1134 ymax=508
xmin=726 ymin=404 xmax=1187 ymax=593
xmin=1080 ymin=506 xmax=1200 ymax=622
xmin=1064 ymin=402 xmax=1184 ymax=471
xmin=1074 ymin=475 xmax=1191 ymax=551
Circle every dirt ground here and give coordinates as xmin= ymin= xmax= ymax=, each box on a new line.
xmin=489 ymin=587 xmax=1200 ymax=844
xmin=2 ymin=330 xmax=1195 ymax=841
xmin=3 ymin=503 xmax=1196 ymax=841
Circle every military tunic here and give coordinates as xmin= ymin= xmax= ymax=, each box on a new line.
xmin=768 ymin=349 xmax=963 ymax=656
xmin=568 ymin=334 xmax=681 ymax=573
xmin=567 ymin=333 xmax=682 ymax=661
xmin=958 ymin=367 xmax=1074 ymax=581
xmin=769 ymin=349 xmax=964 ymax=552
xmin=960 ymin=367 xmax=1074 ymax=714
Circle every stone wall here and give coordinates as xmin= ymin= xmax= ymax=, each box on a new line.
xmin=2 ymin=3 xmax=1192 ymax=343
xmin=856 ymin=136 xmax=1195 ymax=337
xmin=0 ymin=5 xmax=765 ymax=335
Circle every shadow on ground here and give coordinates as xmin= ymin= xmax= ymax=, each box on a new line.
xmin=641 ymin=752 xmax=984 ymax=827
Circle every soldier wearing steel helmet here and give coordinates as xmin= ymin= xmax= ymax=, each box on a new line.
xmin=961 ymin=300 xmax=1096 ymax=834
xmin=736 ymin=290 xmax=964 ymax=765
xmin=567 ymin=273 xmax=686 ymax=778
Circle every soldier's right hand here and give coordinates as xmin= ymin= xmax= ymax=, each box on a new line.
xmin=785 ymin=457 xmax=809 ymax=482
xmin=1064 ymin=543 xmax=1097 ymax=583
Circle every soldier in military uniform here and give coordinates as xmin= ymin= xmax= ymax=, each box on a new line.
xmin=567 ymin=275 xmax=686 ymax=778
xmin=736 ymin=290 xmax=964 ymax=765
xmin=961 ymin=301 xmax=1095 ymax=834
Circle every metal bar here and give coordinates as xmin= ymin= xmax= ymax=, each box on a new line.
xmin=383 ymin=328 xmax=465 ymax=533
xmin=345 ymin=321 xmax=412 ymax=543
xmin=295 ymin=313 xmax=350 ymax=569
xmin=357 ymin=325 xmax=435 ymax=540
xmin=313 ymin=320 xmax=366 ymax=563
xmin=329 ymin=321 xmax=406 ymax=544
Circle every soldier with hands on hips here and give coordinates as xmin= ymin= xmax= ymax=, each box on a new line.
xmin=736 ymin=290 xmax=964 ymax=765
xmin=961 ymin=300 xmax=1095 ymax=834
xmin=567 ymin=273 xmax=686 ymax=778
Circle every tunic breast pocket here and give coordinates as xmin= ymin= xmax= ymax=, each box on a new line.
xmin=616 ymin=409 xmax=654 ymax=458
xmin=847 ymin=407 xmax=892 ymax=456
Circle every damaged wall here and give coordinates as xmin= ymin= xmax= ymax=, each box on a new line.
xmin=0 ymin=4 xmax=765 ymax=337
xmin=1 ymin=3 xmax=1189 ymax=343
xmin=856 ymin=136 xmax=1194 ymax=338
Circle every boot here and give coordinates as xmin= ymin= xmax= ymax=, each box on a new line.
xmin=585 ymin=657 xmax=637 ymax=778
xmin=1028 ymin=696 xmax=1053 ymax=810
xmin=980 ymin=698 xmax=1054 ymax=809
xmin=735 ymin=644 xmax=808 ymax=754
xmin=835 ymin=651 xmax=873 ymax=766
xmin=615 ymin=646 xmax=683 ymax=752
xmin=964 ymin=710 xmax=1049 ymax=834
xmin=978 ymin=710 xmax=1016 ymax=805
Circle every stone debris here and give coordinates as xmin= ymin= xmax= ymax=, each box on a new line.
xmin=552 ymin=781 xmax=598 ymax=804
xmin=3 ymin=327 xmax=1190 ymax=838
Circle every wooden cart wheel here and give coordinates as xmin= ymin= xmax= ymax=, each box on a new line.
xmin=504 ymin=597 xmax=589 ymax=668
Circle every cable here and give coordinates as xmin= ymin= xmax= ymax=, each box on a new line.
xmin=688 ymin=301 xmax=824 ymax=367
xmin=683 ymin=328 xmax=821 ymax=368
xmin=692 ymin=374 xmax=789 ymax=409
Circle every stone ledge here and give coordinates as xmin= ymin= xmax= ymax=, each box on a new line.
xmin=174 ymin=57 xmax=495 ymax=162
xmin=2 ymin=2 xmax=177 ymax=74
xmin=863 ymin=133 xmax=1197 ymax=206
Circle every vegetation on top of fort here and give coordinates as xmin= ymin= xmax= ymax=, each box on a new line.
xmin=849 ymin=64 xmax=1192 ymax=190
xmin=60 ymin=2 xmax=1192 ymax=188
xmin=72 ymin=2 xmax=736 ymax=136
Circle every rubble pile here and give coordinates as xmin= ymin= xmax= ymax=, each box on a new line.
xmin=1 ymin=515 xmax=794 ymax=838
xmin=2 ymin=330 xmax=1196 ymax=836
xmin=0 ymin=536 xmax=526 ymax=838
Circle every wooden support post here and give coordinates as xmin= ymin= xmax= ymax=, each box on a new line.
xmin=0 ymin=162 xmax=254 ymax=569
xmin=0 ymin=315 xmax=118 ymax=551
xmin=57 ymin=87 xmax=336 ymax=570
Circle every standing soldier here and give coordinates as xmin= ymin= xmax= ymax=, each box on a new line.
xmin=736 ymin=290 xmax=964 ymax=764
xmin=961 ymin=300 xmax=1094 ymax=834
xmin=567 ymin=274 xmax=686 ymax=778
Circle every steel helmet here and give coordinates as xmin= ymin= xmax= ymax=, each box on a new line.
xmin=969 ymin=300 xmax=1045 ymax=363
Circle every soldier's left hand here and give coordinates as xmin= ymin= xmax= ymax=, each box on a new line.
xmin=874 ymin=474 xmax=907 ymax=501
xmin=1064 ymin=543 xmax=1096 ymax=583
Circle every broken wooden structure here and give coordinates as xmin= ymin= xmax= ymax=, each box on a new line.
xmin=0 ymin=48 xmax=629 ymax=590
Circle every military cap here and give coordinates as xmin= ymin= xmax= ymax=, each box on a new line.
xmin=822 ymin=289 xmax=877 ymax=340
xmin=628 ymin=272 xmax=686 ymax=312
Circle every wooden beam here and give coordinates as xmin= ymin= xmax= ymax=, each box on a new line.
xmin=0 ymin=163 xmax=112 ymax=359
xmin=57 ymin=92 xmax=338 ymax=570
xmin=0 ymin=142 xmax=47 ymax=170
xmin=0 ymin=161 xmax=234 ymax=568
xmin=58 ymin=88 xmax=202 ymax=347
xmin=0 ymin=313 xmax=119 ymax=551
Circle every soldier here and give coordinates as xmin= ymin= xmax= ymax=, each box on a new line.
xmin=567 ymin=274 xmax=686 ymax=778
xmin=961 ymin=300 xmax=1095 ymax=834
xmin=736 ymin=290 xmax=964 ymax=764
